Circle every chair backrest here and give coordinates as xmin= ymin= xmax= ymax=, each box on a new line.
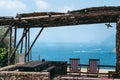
xmin=70 ymin=58 xmax=80 ymax=72
xmin=88 ymin=59 xmax=99 ymax=73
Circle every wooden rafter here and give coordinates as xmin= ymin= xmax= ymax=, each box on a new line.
xmin=26 ymin=27 xmax=44 ymax=57
xmin=0 ymin=6 xmax=120 ymax=28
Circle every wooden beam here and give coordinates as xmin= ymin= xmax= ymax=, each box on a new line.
xmin=26 ymin=27 xmax=44 ymax=57
xmin=8 ymin=25 xmax=12 ymax=65
xmin=27 ymin=28 xmax=30 ymax=61
xmin=0 ymin=23 xmax=14 ymax=44
xmin=14 ymin=26 xmax=17 ymax=49
xmin=0 ymin=6 xmax=120 ymax=27
xmin=116 ymin=18 xmax=120 ymax=73
xmin=19 ymin=12 xmax=65 ymax=17
xmin=13 ymin=26 xmax=17 ymax=64
xmin=25 ymin=28 xmax=27 ymax=62
xmin=10 ymin=28 xmax=29 ymax=59
xmin=20 ymin=29 xmax=25 ymax=53
xmin=19 ymin=11 xmax=120 ymax=28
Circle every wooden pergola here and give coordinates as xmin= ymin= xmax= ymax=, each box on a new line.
xmin=0 ymin=6 xmax=120 ymax=75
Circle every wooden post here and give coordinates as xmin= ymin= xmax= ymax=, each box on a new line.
xmin=13 ymin=26 xmax=17 ymax=64
xmin=25 ymin=28 xmax=27 ymax=62
xmin=14 ymin=26 xmax=17 ymax=51
xmin=8 ymin=26 xmax=12 ymax=65
xmin=10 ymin=28 xmax=29 ymax=59
xmin=116 ymin=18 xmax=120 ymax=73
xmin=20 ymin=29 xmax=25 ymax=53
xmin=27 ymin=28 xmax=30 ymax=61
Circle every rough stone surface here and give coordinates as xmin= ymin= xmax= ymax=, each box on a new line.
xmin=0 ymin=71 xmax=50 ymax=80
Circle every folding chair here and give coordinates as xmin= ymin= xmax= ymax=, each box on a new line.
xmin=87 ymin=59 xmax=100 ymax=77
xmin=69 ymin=58 xmax=81 ymax=77
xmin=59 ymin=58 xmax=80 ymax=79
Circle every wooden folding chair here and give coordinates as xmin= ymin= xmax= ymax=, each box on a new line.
xmin=87 ymin=59 xmax=100 ymax=77
xmin=69 ymin=58 xmax=81 ymax=77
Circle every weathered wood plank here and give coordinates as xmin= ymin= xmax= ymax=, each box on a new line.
xmin=0 ymin=6 xmax=120 ymax=28
xmin=116 ymin=18 xmax=120 ymax=74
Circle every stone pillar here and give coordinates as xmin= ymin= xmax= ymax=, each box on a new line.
xmin=116 ymin=18 xmax=120 ymax=73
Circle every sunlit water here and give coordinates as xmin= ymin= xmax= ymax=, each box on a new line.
xmin=32 ymin=43 xmax=116 ymax=69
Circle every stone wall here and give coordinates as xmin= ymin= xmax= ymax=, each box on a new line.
xmin=0 ymin=71 xmax=50 ymax=80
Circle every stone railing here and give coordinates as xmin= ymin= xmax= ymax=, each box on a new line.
xmin=0 ymin=71 xmax=50 ymax=80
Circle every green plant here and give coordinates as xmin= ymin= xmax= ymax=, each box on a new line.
xmin=0 ymin=48 xmax=8 ymax=67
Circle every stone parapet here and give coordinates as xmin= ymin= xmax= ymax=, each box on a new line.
xmin=0 ymin=71 xmax=50 ymax=80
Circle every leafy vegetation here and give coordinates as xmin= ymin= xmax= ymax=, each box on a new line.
xmin=0 ymin=48 xmax=8 ymax=67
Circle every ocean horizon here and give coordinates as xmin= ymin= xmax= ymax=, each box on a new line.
xmin=31 ymin=42 xmax=116 ymax=69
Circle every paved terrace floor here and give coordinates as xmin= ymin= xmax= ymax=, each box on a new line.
xmin=53 ymin=68 xmax=116 ymax=80
xmin=0 ymin=62 xmax=117 ymax=80
xmin=53 ymin=77 xmax=119 ymax=80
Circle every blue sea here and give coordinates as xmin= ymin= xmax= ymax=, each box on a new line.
xmin=32 ymin=42 xmax=116 ymax=68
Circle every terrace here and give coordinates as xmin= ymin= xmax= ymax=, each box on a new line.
xmin=0 ymin=60 xmax=116 ymax=80
xmin=0 ymin=6 xmax=120 ymax=80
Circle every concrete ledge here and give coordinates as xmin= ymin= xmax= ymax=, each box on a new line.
xmin=0 ymin=71 xmax=50 ymax=80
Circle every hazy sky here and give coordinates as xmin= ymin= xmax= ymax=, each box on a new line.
xmin=0 ymin=0 xmax=119 ymax=43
